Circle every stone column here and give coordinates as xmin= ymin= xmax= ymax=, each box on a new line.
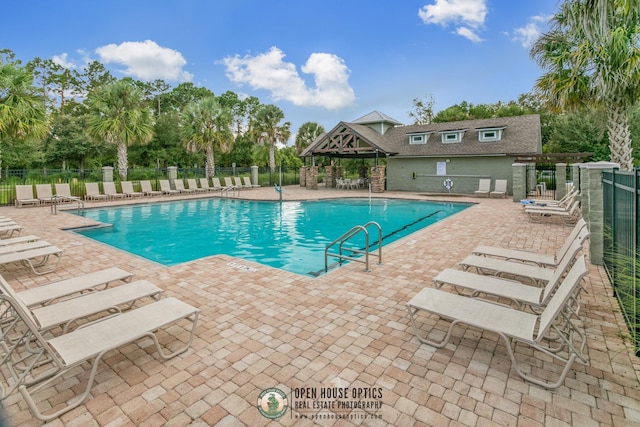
xmin=102 ymin=166 xmax=114 ymax=182
xmin=324 ymin=165 xmax=335 ymax=188
xmin=580 ymin=162 xmax=619 ymax=265
xmin=299 ymin=167 xmax=306 ymax=187
xmin=167 ymin=166 xmax=178 ymax=186
xmin=555 ymin=163 xmax=567 ymax=201
xmin=370 ymin=165 xmax=385 ymax=193
xmin=305 ymin=166 xmax=318 ymax=190
xmin=511 ymin=163 xmax=527 ymax=202
xmin=251 ymin=165 xmax=259 ymax=187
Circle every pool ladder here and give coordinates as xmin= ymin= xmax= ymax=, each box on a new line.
xmin=325 ymin=221 xmax=382 ymax=273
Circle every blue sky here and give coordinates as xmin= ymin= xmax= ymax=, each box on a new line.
xmin=3 ymin=0 xmax=558 ymax=141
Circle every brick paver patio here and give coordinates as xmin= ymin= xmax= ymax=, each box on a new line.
xmin=0 ymin=186 xmax=638 ymax=426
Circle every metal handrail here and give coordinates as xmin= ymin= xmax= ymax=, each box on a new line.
xmin=50 ymin=195 xmax=84 ymax=215
xmin=325 ymin=221 xmax=382 ymax=273
xmin=222 ymin=185 xmax=240 ymax=198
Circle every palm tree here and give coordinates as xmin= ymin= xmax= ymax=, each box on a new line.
xmin=295 ymin=122 xmax=325 ymax=155
xmin=0 ymin=62 xmax=49 ymax=174
xmin=531 ymin=0 xmax=640 ymax=170
xmin=86 ymin=79 xmax=153 ymax=179
xmin=251 ymin=105 xmax=291 ymax=173
xmin=181 ymin=96 xmax=234 ymax=178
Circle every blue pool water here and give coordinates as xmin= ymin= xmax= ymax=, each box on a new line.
xmin=73 ymin=198 xmax=470 ymax=276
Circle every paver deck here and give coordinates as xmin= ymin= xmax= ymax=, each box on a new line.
xmin=0 ymin=186 xmax=638 ymax=426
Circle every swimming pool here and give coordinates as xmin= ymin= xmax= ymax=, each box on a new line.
xmin=73 ymin=198 xmax=471 ymax=276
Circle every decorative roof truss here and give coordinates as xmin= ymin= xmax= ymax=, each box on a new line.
xmin=313 ymin=126 xmax=375 ymax=155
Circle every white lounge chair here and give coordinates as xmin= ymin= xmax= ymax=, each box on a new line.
xmin=0 ymin=235 xmax=39 ymax=247
xmin=140 ymin=180 xmax=162 ymax=197
xmin=102 ymin=182 xmax=127 ymax=200
xmin=159 ymin=180 xmax=179 ymax=196
xmin=199 ymin=178 xmax=218 ymax=192
xmin=490 ymin=179 xmax=507 ymax=198
xmin=0 ymin=275 xmax=162 ymax=335
xmin=233 ymin=177 xmax=245 ymax=189
xmin=16 ymin=266 xmax=133 ymax=307
xmin=212 ymin=177 xmax=232 ymax=191
xmin=120 ymin=181 xmax=144 ymax=198
xmin=243 ymin=176 xmax=258 ymax=189
xmin=187 ymin=178 xmax=207 ymax=192
xmin=224 ymin=177 xmax=238 ymax=189
xmin=84 ymin=183 xmax=109 ymax=201
xmin=14 ymin=185 xmax=40 ymax=208
xmin=458 ymin=236 xmax=586 ymax=287
xmin=474 ymin=179 xmax=491 ymax=197
xmin=526 ymin=199 xmax=582 ymax=225
xmin=174 ymin=179 xmax=194 ymax=194
xmin=406 ymin=255 xmax=589 ymax=389
xmin=0 ymin=293 xmax=199 ymax=421
xmin=53 ymin=183 xmax=81 ymax=204
xmin=0 ymin=245 xmax=62 ymax=275
xmin=471 ymin=218 xmax=587 ymax=267
xmin=0 ymin=224 xmax=22 ymax=239
xmin=35 ymin=184 xmax=54 ymax=205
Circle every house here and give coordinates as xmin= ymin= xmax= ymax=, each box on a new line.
xmin=301 ymin=111 xmax=542 ymax=195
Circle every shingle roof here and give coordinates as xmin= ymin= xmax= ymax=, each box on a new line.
xmin=373 ymin=114 xmax=541 ymax=157
xmin=301 ymin=113 xmax=541 ymax=158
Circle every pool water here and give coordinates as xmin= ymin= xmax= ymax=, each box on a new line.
xmin=73 ymin=198 xmax=470 ymax=276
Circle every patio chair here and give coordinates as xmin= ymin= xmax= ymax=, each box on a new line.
xmin=243 ymin=176 xmax=258 ymax=189
xmin=84 ymin=183 xmax=109 ymax=201
xmin=174 ymin=179 xmax=194 ymax=194
xmin=0 ymin=275 xmax=162 ymax=335
xmin=140 ymin=180 xmax=162 ymax=197
xmin=35 ymin=184 xmax=54 ymax=205
xmin=406 ymin=255 xmax=589 ymax=389
xmin=102 ymin=182 xmax=127 ymax=200
xmin=199 ymin=178 xmax=218 ymax=192
xmin=120 ymin=181 xmax=144 ymax=198
xmin=0 ymin=240 xmax=53 ymax=256
xmin=159 ymin=179 xmax=179 ymax=196
xmin=233 ymin=176 xmax=247 ymax=189
xmin=53 ymin=183 xmax=81 ymax=204
xmin=471 ymin=218 xmax=587 ymax=267
xmin=525 ymin=199 xmax=582 ymax=226
xmin=490 ymin=179 xmax=507 ymax=198
xmin=224 ymin=177 xmax=239 ymax=189
xmin=16 ymin=266 xmax=133 ymax=308
xmin=458 ymin=235 xmax=586 ymax=287
xmin=0 ymin=235 xmax=39 ymax=247
xmin=187 ymin=178 xmax=207 ymax=192
xmin=14 ymin=185 xmax=40 ymax=208
xmin=0 ymin=293 xmax=199 ymax=421
xmin=0 ymin=224 xmax=22 ymax=239
xmin=0 ymin=244 xmax=62 ymax=275
xmin=336 ymin=178 xmax=348 ymax=190
xmin=212 ymin=177 xmax=232 ymax=191
xmin=474 ymin=179 xmax=491 ymax=197
xmin=524 ymin=187 xmax=578 ymax=208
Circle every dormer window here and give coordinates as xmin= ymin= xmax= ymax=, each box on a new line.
xmin=439 ymin=129 xmax=466 ymax=143
xmin=408 ymin=132 xmax=432 ymax=145
xmin=478 ymin=126 xmax=505 ymax=142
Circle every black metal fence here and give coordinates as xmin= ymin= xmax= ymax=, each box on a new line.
xmin=602 ymin=168 xmax=640 ymax=355
xmin=0 ymin=166 xmax=301 ymax=206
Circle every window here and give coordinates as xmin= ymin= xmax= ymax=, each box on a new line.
xmin=440 ymin=130 xmax=466 ymax=143
xmin=478 ymin=127 xmax=505 ymax=142
xmin=408 ymin=132 xmax=431 ymax=144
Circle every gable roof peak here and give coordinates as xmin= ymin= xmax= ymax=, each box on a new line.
xmin=351 ymin=111 xmax=404 ymax=126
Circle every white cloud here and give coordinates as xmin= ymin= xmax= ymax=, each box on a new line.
xmin=456 ymin=27 xmax=483 ymax=42
xmin=221 ymin=47 xmax=355 ymax=110
xmin=419 ymin=0 xmax=487 ymax=41
xmin=52 ymin=53 xmax=76 ymax=69
xmin=95 ymin=40 xmax=192 ymax=82
xmin=512 ymin=15 xmax=550 ymax=48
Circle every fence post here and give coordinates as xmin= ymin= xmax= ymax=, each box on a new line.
xmin=555 ymin=163 xmax=567 ymax=201
xmin=102 ymin=166 xmax=114 ymax=183
xmin=580 ymin=162 xmax=619 ymax=265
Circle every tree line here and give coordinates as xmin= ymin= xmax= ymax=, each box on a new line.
xmin=3 ymin=0 xmax=640 ymax=179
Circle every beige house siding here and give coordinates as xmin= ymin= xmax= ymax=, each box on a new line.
xmin=387 ymin=156 xmax=514 ymax=194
